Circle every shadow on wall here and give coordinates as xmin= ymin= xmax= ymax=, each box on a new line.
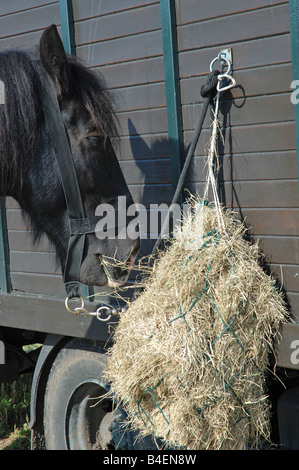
xmin=217 ymin=85 xmax=247 ymax=217
xmin=127 ymin=118 xmax=174 ymax=256
xmin=127 ymin=118 xmax=171 ymax=206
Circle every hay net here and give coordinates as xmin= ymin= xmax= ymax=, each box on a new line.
xmin=106 ymin=198 xmax=289 ymax=450
xmin=105 ymin=89 xmax=289 ymax=451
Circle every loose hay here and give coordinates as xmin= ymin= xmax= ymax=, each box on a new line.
xmin=106 ymin=199 xmax=289 ymax=450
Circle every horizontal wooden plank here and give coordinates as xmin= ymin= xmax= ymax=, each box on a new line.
xmin=182 ymin=94 xmax=293 ymax=132
xmin=179 ymin=34 xmax=291 ymax=79
xmin=241 ymin=209 xmax=299 ymax=237
xmin=11 ymin=272 xmax=65 ymax=297
xmin=120 ymin=158 xmax=171 ymax=185
xmin=75 ymin=3 xmax=161 ymax=46
xmin=8 ymin=230 xmax=54 ymax=253
xmin=0 ymin=30 xmax=45 ymax=50
xmin=186 ymin=207 xmax=299 ymax=238
xmin=276 ymin=323 xmax=299 ymax=368
xmin=73 ymin=0 xmax=158 ymax=21
xmin=0 ymin=1 xmax=57 ymax=18
xmin=190 ymin=180 xmax=299 ymax=209
xmin=181 ymin=63 xmax=293 ymax=105
xmin=96 ymin=56 xmax=165 ymax=89
xmin=178 ymin=4 xmax=290 ymax=52
xmin=188 ymin=152 xmax=298 ymax=183
xmin=176 ymin=0 xmax=288 ymax=26
xmin=118 ymin=122 xmax=295 ymax=163
xmin=130 ymin=183 xmax=173 ymax=206
xmin=184 ymin=122 xmax=296 ymax=156
xmin=76 ymin=29 xmax=163 ymax=66
xmin=10 ymin=251 xmax=60 ymax=275
xmin=0 ymin=292 xmax=116 ymax=340
xmin=114 ymin=82 xmax=166 ymax=112
xmin=258 ymin=236 xmax=299 ymax=265
xmin=117 ymin=107 xmax=168 ymax=136
xmin=0 ymin=3 xmax=60 ymax=39
xmin=5 ymin=197 xmax=20 ymax=210
xmin=285 ymin=292 xmax=299 ymax=320
xmin=116 ymin=133 xmax=169 ymax=161
xmin=270 ymin=264 xmax=299 ymax=293
xmin=6 ymin=210 xmax=27 ymax=231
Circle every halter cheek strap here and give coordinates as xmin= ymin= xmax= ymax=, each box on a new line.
xmin=36 ymin=61 xmax=128 ymax=299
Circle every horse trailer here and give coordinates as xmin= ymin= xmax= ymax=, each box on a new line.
xmin=0 ymin=0 xmax=299 ymax=450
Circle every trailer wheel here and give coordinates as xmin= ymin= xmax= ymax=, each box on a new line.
xmin=43 ymin=337 xmax=122 ymax=450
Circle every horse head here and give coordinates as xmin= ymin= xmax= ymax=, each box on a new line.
xmin=0 ymin=25 xmax=140 ymax=290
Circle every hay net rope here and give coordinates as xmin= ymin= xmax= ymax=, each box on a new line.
xmin=105 ymin=75 xmax=290 ymax=451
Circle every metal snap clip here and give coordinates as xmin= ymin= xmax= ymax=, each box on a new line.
xmin=95 ymin=306 xmax=113 ymax=322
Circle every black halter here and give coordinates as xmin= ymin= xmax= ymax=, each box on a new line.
xmin=36 ymin=62 xmax=126 ymax=299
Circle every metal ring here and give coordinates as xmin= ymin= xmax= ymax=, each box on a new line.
xmin=96 ymin=306 xmax=112 ymax=322
xmin=210 ymin=54 xmax=231 ymax=74
xmin=65 ymin=296 xmax=85 ymax=314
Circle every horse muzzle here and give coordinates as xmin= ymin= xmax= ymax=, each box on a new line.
xmin=99 ymin=246 xmax=139 ymax=288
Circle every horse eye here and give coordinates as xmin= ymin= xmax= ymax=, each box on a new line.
xmin=86 ymin=130 xmax=103 ymax=144
xmin=86 ymin=135 xmax=100 ymax=141
xmin=86 ymin=129 xmax=100 ymax=138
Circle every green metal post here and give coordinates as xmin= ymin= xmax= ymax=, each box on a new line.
xmin=160 ymin=0 xmax=184 ymax=200
xmin=289 ymin=0 xmax=299 ymax=193
xmin=59 ymin=0 xmax=93 ymax=300
xmin=59 ymin=0 xmax=76 ymax=56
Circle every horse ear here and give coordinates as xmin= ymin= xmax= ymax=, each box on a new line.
xmin=40 ymin=24 xmax=71 ymax=97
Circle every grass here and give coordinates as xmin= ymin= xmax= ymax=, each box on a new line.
xmin=0 ymin=348 xmax=34 ymax=451
xmin=0 ymin=374 xmax=32 ymax=450
xmin=0 ymin=343 xmax=42 ymax=450
xmin=0 ymin=423 xmax=31 ymax=450
xmin=0 ymin=373 xmax=32 ymax=435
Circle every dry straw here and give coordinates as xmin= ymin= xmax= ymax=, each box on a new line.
xmin=105 ymin=99 xmax=290 ymax=450
xmin=106 ymin=199 xmax=289 ymax=450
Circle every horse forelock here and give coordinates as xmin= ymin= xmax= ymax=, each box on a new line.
xmin=67 ymin=56 xmax=119 ymax=144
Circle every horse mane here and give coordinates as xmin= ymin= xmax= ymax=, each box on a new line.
xmin=0 ymin=49 xmax=118 ymax=197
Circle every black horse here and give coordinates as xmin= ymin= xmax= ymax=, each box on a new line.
xmin=0 ymin=25 xmax=139 ymax=290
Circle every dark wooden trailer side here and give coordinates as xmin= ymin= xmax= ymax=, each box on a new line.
xmin=1 ymin=0 xmax=299 ymax=450
xmin=0 ymin=0 xmax=174 ymax=450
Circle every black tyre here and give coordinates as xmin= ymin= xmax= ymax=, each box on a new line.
xmin=43 ymin=338 xmax=123 ymax=450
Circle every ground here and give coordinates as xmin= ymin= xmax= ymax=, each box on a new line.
xmin=0 ymin=425 xmax=30 ymax=450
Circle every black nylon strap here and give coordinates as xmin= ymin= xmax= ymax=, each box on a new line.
xmin=69 ymin=212 xmax=132 ymax=236
xmin=38 ymin=69 xmax=85 ymax=297
xmin=70 ymin=217 xmax=103 ymax=235
xmin=150 ymin=70 xmax=220 ymax=260
xmin=39 ymin=69 xmax=86 ymax=221
xmin=35 ymin=63 xmax=94 ymax=298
